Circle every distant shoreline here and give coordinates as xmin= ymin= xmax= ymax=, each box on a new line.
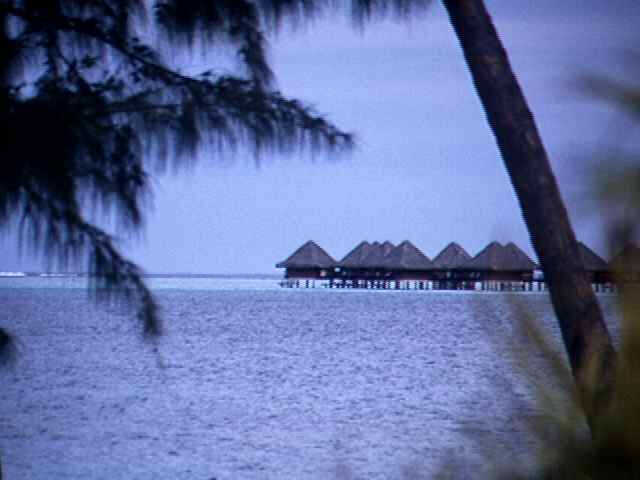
xmin=0 ymin=272 xmax=280 ymax=279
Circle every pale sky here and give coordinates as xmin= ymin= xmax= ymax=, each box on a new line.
xmin=1 ymin=1 xmax=638 ymax=273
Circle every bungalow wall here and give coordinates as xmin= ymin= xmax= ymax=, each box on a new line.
xmin=391 ymin=270 xmax=432 ymax=281
xmin=590 ymin=271 xmax=614 ymax=285
xmin=338 ymin=268 xmax=386 ymax=279
xmin=284 ymin=268 xmax=331 ymax=279
xmin=481 ymin=271 xmax=534 ymax=282
xmin=431 ymin=270 xmax=470 ymax=281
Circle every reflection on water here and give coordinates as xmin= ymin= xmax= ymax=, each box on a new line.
xmin=0 ymin=279 xmax=620 ymax=479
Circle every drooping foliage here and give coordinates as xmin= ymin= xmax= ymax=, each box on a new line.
xmin=0 ymin=0 xmax=430 ymax=337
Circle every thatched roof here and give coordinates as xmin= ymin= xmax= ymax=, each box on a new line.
xmin=381 ymin=241 xmax=395 ymax=257
xmin=577 ymin=242 xmax=608 ymax=272
xmin=504 ymin=242 xmax=538 ymax=270
xmin=382 ymin=241 xmax=395 ymax=252
xmin=382 ymin=240 xmax=433 ymax=270
xmin=360 ymin=241 xmax=395 ymax=268
xmin=276 ymin=240 xmax=336 ymax=268
xmin=460 ymin=241 xmax=537 ymax=271
xmin=610 ymin=244 xmax=640 ymax=272
xmin=432 ymin=242 xmax=471 ymax=269
xmin=460 ymin=241 xmax=503 ymax=270
xmin=339 ymin=241 xmax=372 ymax=267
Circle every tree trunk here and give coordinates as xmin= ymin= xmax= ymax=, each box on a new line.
xmin=442 ymin=0 xmax=616 ymax=428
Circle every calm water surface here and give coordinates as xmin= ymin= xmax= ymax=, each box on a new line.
xmin=0 ymin=277 xmax=620 ymax=479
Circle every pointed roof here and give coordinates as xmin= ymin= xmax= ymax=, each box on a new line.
xmin=577 ymin=242 xmax=608 ymax=272
xmin=504 ymin=242 xmax=538 ymax=270
xmin=432 ymin=242 xmax=471 ymax=269
xmin=339 ymin=241 xmax=372 ymax=267
xmin=382 ymin=240 xmax=434 ymax=270
xmin=276 ymin=241 xmax=336 ymax=268
xmin=460 ymin=241 xmax=504 ymax=270
xmin=460 ymin=242 xmax=537 ymax=271
xmin=382 ymin=241 xmax=395 ymax=252
xmin=360 ymin=241 xmax=394 ymax=268
xmin=610 ymin=243 xmax=640 ymax=272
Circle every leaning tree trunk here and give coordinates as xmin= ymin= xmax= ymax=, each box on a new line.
xmin=442 ymin=0 xmax=616 ymax=429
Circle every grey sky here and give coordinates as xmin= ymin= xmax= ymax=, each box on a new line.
xmin=1 ymin=1 xmax=638 ymax=274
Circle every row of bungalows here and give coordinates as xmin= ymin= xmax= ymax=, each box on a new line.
xmin=577 ymin=242 xmax=640 ymax=288
xmin=277 ymin=240 xmax=640 ymax=292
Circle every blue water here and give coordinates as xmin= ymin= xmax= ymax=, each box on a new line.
xmin=0 ymin=277 xmax=620 ymax=479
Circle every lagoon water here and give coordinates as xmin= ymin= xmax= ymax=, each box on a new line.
xmin=0 ymin=276 xmax=620 ymax=479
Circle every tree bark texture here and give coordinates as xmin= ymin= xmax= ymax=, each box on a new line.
xmin=442 ymin=0 xmax=616 ymax=425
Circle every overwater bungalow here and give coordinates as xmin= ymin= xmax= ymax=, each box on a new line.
xmin=378 ymin=240 xmax=434 ymax=289
xmin=577 ymin=242 xmax=611 ymax=290
xmin=431 ymin=242 xmax=472 ymax=289
xmin=383 ymin=241 xmax=433 ymax=275
xmin=337 ymin=240 xmax=373 ymax=276
xmin=336 ymin=240 xmax=432 ymax=289
xmin=457 ymin=241 xmax=538 ymax=291
xmin=337 ymin=241 xmax=389 ymax=285
xmin=359 ymin=241 xmax=395 ymax=275
xmin=609 ymin=243 xmax=640 ymax=284
xmin=276 ymin=240 xmax=335 ymax=287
